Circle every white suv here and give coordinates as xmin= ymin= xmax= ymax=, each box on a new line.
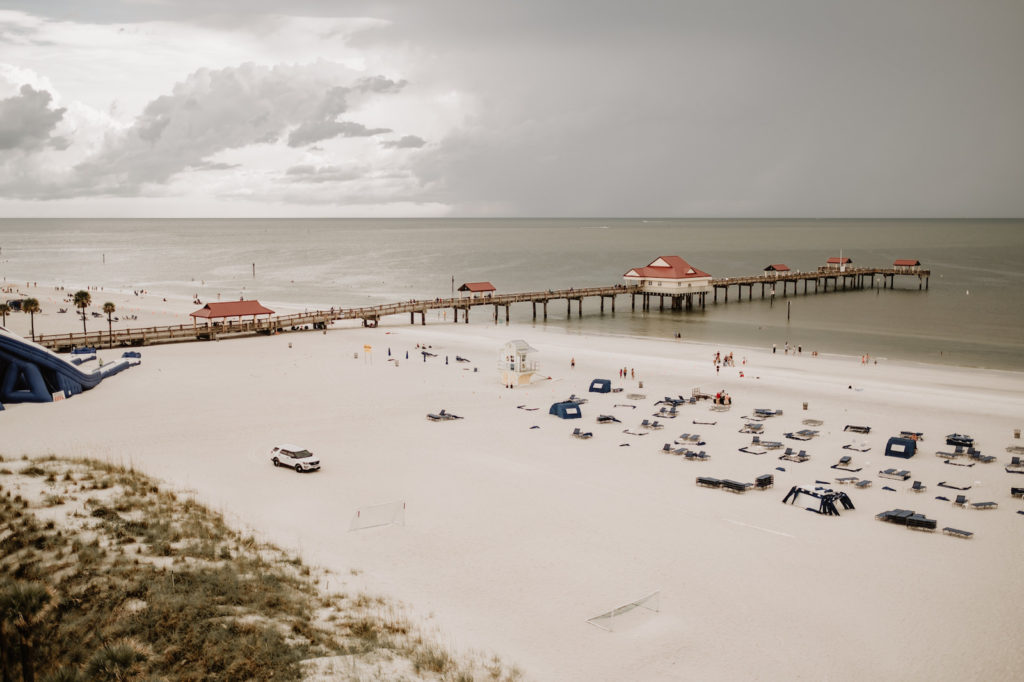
xmin=271 ymin=444 xmax=321 ymax=473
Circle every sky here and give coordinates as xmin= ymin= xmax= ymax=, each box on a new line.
xmin=0 ymin=0 xmax=1022 ymax=218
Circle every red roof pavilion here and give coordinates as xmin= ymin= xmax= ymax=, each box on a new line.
xmin=623 ymin=256 xmax=711 ymax=280
xmin=190 ymin=300 xmax=275 ymax=323
xmin=763 ymin=264 xmax=791 ymax=272
xmin=893 ymin=259 xmax=921 ymax=267
xmin=826 ymin=257 xmax=852 ymax=265
xmin=458 ymin=282 xmax=496 ymax=293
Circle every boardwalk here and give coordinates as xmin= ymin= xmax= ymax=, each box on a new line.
xmin=34 ymin=266 xmax=929 ymax=352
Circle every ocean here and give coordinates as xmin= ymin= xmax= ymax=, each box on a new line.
xmin=1 ymin=218 xmax=1022 ymax=370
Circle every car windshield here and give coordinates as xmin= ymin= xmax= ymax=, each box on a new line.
xmin=289 ymin=450 xmax=314 ymax=458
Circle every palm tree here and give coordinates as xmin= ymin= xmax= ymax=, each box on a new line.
xmin=0 ymin=581 xmax=57 ymax=682
xmin=83 ymin=639 xmax=148 ymax=681
xmin=21 ymin=299 xmax=40 ymax=342
xmin=0 ymin=303 xmax=9 ymax=328
xmin=72 ymin=291 xmax=91 ymax=335
xmin=102 ymin=302 xmax=116 ymax=348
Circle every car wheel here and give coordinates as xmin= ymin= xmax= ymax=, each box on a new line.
xmin=272 ymin=457 xmax=280 ymax=467
xmin=295 ymin=464 xmax=302 ymax=473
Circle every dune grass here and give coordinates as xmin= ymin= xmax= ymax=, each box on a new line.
xmin=0 ymin=455 xmax=521 ymax=681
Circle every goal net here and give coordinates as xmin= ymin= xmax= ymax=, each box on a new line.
xmin=349 ymin=501 xmax=406 ymax=532
xmin=586 ymin=590 xmax=660 ymax=632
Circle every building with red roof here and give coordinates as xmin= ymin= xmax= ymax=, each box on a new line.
xmin=190 ymin=300 xmax=275 ymax=327
xmin=458 ymin=282 xmax=496 ymax=299
xmin=893 ymin=259 xmax=921 ymax=268
xmin=763 ymin=264 xmax=791 ymax=273
xmin=623 ymin=256 xmax=712 ymax=293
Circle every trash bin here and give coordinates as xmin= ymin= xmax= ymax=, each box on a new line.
xmin=803 ymin=402 xmax=808 ymax=410
xmin=1015 ymin=428 xmax=1021 ymax=439
xmin=638 ymin=381 xmax=644 ymax=389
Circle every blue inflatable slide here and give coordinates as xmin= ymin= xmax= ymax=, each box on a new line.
xmin=0 ymin=325 xmax=139 ymax=410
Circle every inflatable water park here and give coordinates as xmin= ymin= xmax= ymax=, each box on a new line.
xmin=0 ymin=325 xmax=139 ymax=411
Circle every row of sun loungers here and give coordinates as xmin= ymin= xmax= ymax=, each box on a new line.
xmin=784 ymin=429 xmax=819 ymax=441
xmin=739 ymin=423 xmax=764 ymax=434
xmin=696 ymin=477 xmax=753 ymax=493
xmin=654 ymin=406 xmax=679 ymax=418
xmin=945 ymin=433 xmax=974 ymax=447
xmin=779 ymin=449 xmax=810 ymax=463
xmin=875 ymin=509 xmax=937 ymax=531
xmin=751 ymin=435 xmax=783 ymax=449
xmin=835 ymin=477 xmax=872 ymax=489
xmin=938 ymin=481 xmax=971 ymax=490
xmin=640 ymin=419 xmax=664 ymax=430
xmin=879 ymin=468 xmax=912 ymax=480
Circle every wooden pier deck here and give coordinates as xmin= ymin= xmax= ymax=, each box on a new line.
xmin=33 ymin=266 xmax=929 ymax=352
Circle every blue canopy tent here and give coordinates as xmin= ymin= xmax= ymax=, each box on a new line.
xmin=549 ymin=401 xmax=582 ymax=419
xmin=885 ymin=437 xmax=917 ymax=459
xmin=588 ymin=379 xmax=611 ymax=393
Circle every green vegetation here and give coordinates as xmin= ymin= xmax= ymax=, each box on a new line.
xmin=0 ymin=458 xmax=522 ymax=681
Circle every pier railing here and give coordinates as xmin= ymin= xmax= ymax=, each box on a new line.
xmin=32 ymin=268 xmax=927 ymax=352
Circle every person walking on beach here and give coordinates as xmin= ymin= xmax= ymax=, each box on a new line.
xmin=570 ymin=357 xmax=575 ymax=368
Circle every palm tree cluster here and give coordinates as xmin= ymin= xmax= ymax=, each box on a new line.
xmin=20 ymin=300 xmax=40 ymax=342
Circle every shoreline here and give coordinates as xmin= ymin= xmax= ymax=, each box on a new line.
xmin=4 ymin=278 xmax=1022 ymax=376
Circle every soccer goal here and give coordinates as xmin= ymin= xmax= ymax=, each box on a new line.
xmin=348 ymin=500 xmax=406 ymax=532
xmin=586 ymin=590 xmax=660 ymax=632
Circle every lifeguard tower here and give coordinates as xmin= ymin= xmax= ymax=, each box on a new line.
xmin=498 ymin=339 xmax=539 ymax=387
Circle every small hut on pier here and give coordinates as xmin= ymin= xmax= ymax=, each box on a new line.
xmin=623 ymin=256 xmax=712 ymax=293
xmin=190 ymin=300 xmax=275 ymax=329
xmin=763 ymin=264 xmax=791 ymax=276
xmin=458 ymin=282 xmax=496 ymax=299
xmin=893 ymin=259 xmax=922 ymax=272
xmin=823 ymin=257 xmax=853 ymax=271
xmin=498 ymin=339 xmax=539 ymax=387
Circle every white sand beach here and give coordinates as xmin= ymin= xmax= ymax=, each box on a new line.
xmin=3 ymin=308 xmax=1024 ymax=680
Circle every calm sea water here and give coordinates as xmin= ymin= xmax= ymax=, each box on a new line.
xmin=1 ymin=219 xmax=1022 ymax=370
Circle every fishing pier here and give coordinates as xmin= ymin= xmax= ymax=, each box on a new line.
xmin=32 ymin=258 xmax=929 ymax=352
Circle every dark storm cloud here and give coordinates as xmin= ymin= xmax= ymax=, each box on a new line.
xmin=0 ymin=85 xmax=67 ymax=151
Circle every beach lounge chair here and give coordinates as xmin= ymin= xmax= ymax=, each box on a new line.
xmin=953 ymin=495 xmax=968 ymax=507
xmin=740 ymin=423 xmax=764 ymax=434
xmin=455 ymin=355 xmax=470 ymax=362
xmin=427 ymin=409 xmax=461 ymax=421
xmin=647 ymin=420 xmax=664 ymax=430
xmin=834 ymin=477 xmax=858 ymax=485
xmin=882 ymin=486 xmax=896 ymax=492
xmin=684 ymin=450 xmax=709 ymax=461
xmin=640 ymin=419 xmax=650 ymax=428
xmin=837 ymin=455 xmax=851 ymax=465
xmin=760 ymin=439 xmax=784 ymax=450
xmin=855 ymin=480 xmax=872 ymax=489
xmin=661 ymin=443 xmax=674 ymax=453
xmin=1011 ymin=487 xmax=1024 ymax=499
xmin=597 ymin=414 xmax=621 ymax=424
xmin=900 ymin=431 xmax=924 ymax=441
xmin=971 ymin=501 xmax=998 ymax=510
xmin=571 ymin=427 xmax=593 ymax=439
xmin=842 ymin=441 xmax=871 ymax=452
xmin=755 ymin=474 xmax=774 ymax=489
xmin=939 ymin=481 xmax=971 ymax=491
xmin=696 ymin=476 xmax=721 ymax=489
xmin=739 ymin=446 xmax=767 ymax=455
xmin=910 ymin=481 xmax=926 ymax=493
xmin=942 ymin=527 xmax=973 ymax=539
xmin=844 ymin=425 xmax=871 ymax=434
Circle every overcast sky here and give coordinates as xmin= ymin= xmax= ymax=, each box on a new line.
xmin=0 ymin=0 xmax=1021 ymax=218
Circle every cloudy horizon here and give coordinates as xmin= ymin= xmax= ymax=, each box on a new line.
xmin=1 ymin=0 xmax=1022 ymax=218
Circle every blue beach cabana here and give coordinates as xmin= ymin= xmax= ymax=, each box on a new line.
xmin=588 ymin=379 xmax=611 ymax=393
xmin=885 ymin=437 xmax=917 ymax=459
xmin=549 ymin=401 xmax=582 ymax=419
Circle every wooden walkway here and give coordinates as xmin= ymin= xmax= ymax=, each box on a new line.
xmin=33 ymin=267 xmax=929 ymax=352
